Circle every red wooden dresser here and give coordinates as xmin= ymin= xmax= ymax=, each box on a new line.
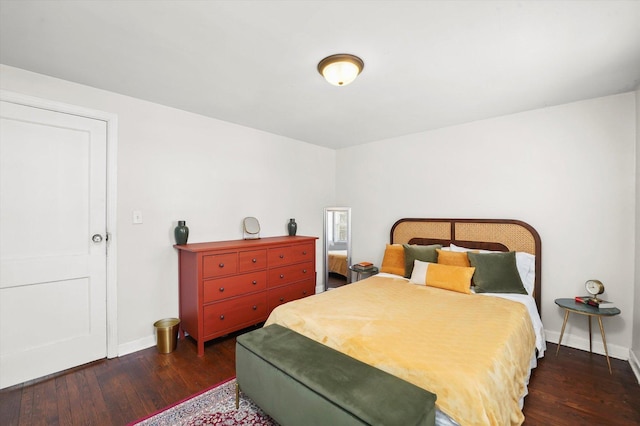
xmin=175 ymin=236 xmax=317 ymax=356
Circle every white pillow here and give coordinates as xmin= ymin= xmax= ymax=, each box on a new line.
xmin=449 ymin=243 xmax=491 ymax=253
xmin=515 ymin=252 xmax=536 ymax=296
xmin=449 ymin=243 xmax=536 ymax=295
xmin=409 ymin=259 xmax=429 ymax=285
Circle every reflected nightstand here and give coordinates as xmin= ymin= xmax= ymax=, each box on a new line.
xmin=349 ymin=265 xmax=379 ymax=282
xmin=554 ymin=298 xmax=620 ymax=374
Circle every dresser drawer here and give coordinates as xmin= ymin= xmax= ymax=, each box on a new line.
xmin=267 ymin=246 xmax=295 ymax=267
xmin=268 ymin=261 xmax=314 ymax=287
xmin=291 ymin=243 xmax=315 ymax=263
xmin=268 ymin=279 xmax=315 ymax=312
xmin=203 ymin=252 xmax=238 ymax=278
xmin=203 ymin=292 xmax=267 ymax=336
xmin=239 ymin=249 xmax=267 ymax=272
xmin=204 ymin=271 xmax=267 ymax=303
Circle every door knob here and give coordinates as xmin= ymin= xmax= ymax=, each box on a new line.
xmin=92 ymin=234 xmax=103 ymax=243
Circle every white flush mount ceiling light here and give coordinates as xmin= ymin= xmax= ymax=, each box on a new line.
xmin=317 ymin=54 xmax=364 ymax=86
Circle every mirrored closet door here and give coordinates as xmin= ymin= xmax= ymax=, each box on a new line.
xmin=323 ymin=207 xmax=351 ymax=290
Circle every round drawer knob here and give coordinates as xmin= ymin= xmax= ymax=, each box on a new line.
xmin=302 ymin=251 xmax=307 ymax=255
xmin=302 ymin=291 xmax=307 ymax=295
xmin=280 ymin=274 xmax=284 ymax=279
xmin=219 ymin=263 xmax=224 ymax=268
xmin=252 ymin=258 xmax=257 ymax=263
xmin=279 ymin=297 xmax=284 ymax=302
xmin=219 ymin=287 xmax=224 ymax=292
xmin=279 ymin=254 xmax=284 ymax=259
xmin=219 ymin=315 xmax=225 ymax=320
xmin=303 ymin=269 xmax=307 ymax=273
xmin=252 ymin=280 xmax=257 ymax=285
xmin=252 ymin=305 xmax=257 ymax=310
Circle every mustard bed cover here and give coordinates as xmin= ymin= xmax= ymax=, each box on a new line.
xmin=265 ymin=275 xmax=535 ymax=426
xmin=327 ymin=250 xmax=348 ymax=277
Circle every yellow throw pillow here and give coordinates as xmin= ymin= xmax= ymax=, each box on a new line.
xmin=380 ymin=244 xmax=405 ymax=276
xmin=436 ymin=249 xmax=471 ymax=267
xmin=425 ymin=263 xmax=475 ymax=294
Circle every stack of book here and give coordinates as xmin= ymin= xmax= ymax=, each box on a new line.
xmin=574 ymin=295 xmax=616 ymax=309
xmin=352 ymin=261 xmax=374 ymax=271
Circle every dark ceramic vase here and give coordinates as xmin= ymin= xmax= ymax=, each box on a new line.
xmin=287 ymin=218 xmax=297 ymax=236
xmin=174 ymin=220 xmax=189 ymax=245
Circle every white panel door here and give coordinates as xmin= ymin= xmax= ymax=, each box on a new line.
xmin=0 ymin=100 xmax=107 ymax=389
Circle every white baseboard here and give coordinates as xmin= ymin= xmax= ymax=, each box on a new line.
xmin=117 ymin=335 xmax=156 ymax=357
xmin=629 ymin=349 xmax=640 ymax=384
xmin=545 ymin=330 xmax=629 ymax=361
xmin=117 ymin=332 xmax=192 ymax=357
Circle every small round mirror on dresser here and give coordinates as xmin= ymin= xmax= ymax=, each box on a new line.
xmin=243 ymin=217 xmax=260 ymax=239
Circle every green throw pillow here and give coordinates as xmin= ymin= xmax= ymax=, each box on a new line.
xmin=467 ymin=251 xmax=527 ymax=294
xmin=402 ymin=244 xmax=441 ymax=278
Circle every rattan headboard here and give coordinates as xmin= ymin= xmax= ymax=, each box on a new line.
xmin=390 ymin=218 xmax=541 ymax=313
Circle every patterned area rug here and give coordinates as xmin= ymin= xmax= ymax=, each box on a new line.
xmin=131 ymin=378 xmax=277 ymax=426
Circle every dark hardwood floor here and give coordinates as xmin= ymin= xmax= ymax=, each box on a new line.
xmin=326 ymin=272 xmax=348 ymax=290
xmin=1 ymin=330 xmax=639 ymax=425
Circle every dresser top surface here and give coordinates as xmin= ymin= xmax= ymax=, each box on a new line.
xmin=174 ymin=235 xmax=318 ymax=253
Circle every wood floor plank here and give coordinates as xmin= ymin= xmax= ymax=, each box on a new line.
xmin=54 ymin=375 xmax=72 ymax=426
xmin=65 ymin=369 xmax=92 ymax=426
xmin=40 ymin=377 xmax=58 ymax=425
xmin=78 ymin=368 xmax=104 ymax=424
xmin=84 ymin=365 xmax=112 ymax=423
xmin=0 ymin=381 xmax=21 ymax=426
xmin=113 ymin=365 xmax=149 ymax=423
xmin=1 ymin=329 xmax=638 ymax=426
xmin=136 ymin=354 xmax=174 ymax=410
xmin=17 ymin=381 xmax=34 ymax=426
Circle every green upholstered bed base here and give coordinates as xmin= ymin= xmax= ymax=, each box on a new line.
xmin=236 ymin=324 xmax=436 ymax=426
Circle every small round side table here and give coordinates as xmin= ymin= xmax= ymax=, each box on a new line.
xmin=554 ymin=298 xmax=620 ymax=374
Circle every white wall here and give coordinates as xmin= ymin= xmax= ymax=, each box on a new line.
xmin=0 ymin=65 xmax=335 ymax=354
xmin=1 ymin=63 xmax=636 ymax=363
xmin=337 ymin=93 xmax=636 ymax=360
xmin=632 ymin=88 xmax=640 ymax=379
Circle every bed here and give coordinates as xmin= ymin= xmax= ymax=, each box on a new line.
xmin=265 ymin=218 xmax=546 ymax=426
xmin=327 ymin=249 xmax=348 ymax=277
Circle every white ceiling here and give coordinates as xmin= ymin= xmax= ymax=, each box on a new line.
xmin=1 ymin=1 xmax=639 ymax=149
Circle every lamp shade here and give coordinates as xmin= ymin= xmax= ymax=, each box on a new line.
xmin=317 ymin=54 xmax=364 ymax=86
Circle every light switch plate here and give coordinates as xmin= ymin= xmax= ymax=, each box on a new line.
xmin=132 ymin=210 xmax=143 ymax=224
